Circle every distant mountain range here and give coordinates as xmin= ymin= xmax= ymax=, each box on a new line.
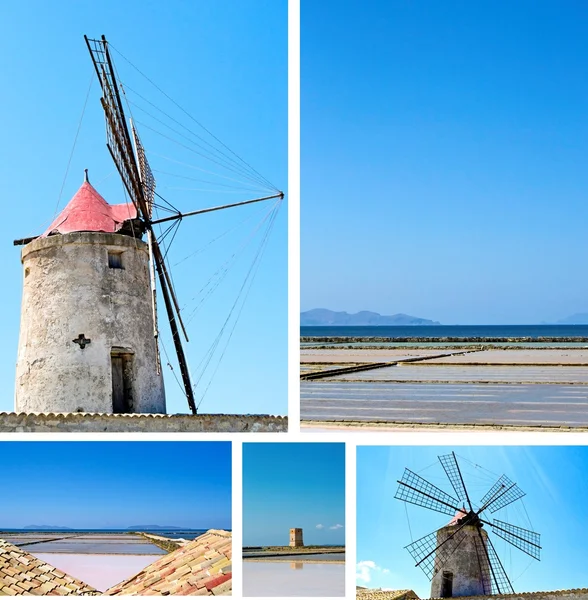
xmin=557 ymin=313 xmax=588 ymax=325
xmin=301 ymin=309 xmax=440 ymax=326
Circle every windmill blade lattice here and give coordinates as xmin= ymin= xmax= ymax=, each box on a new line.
xmin=480 ymin=475 xmax=526 ymax=513
xmin=396 ymin=468 xmax=461 ymax=516
xmin=439 ymin=452 xmax=472 ymax=510
xmin=490 ymin=519 xmax=541 ymax=560
xmin=478 ymin=532 xmax=515 ymax=594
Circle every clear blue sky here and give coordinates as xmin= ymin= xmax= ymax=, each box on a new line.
xmin=0 ymin=442 xmax=231 ymax=529
xmin=302 ymin=0 xmax=588 ymax=325
xmin=0 ymin=0 xmax=286 ymax=415
xmin=357 ymin=446 xmax=588 ymax=596
xmin=243 ymin=443 xmax=346 ymax=546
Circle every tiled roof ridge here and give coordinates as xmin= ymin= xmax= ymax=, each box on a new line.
xmin=357 ymin=590 xmax=418 ymax=599
xmin=426 ymin=589 xmax=588 ymax=600
xmin=105 ymin=529 xmax=232 ymax=596
xmin=358 ymin=589 xmax=414 ymax=594
xmin=205 ymin=529 xmax=232 ymax=538
xmin=0 ymin=538 xmax=99 ymax=595
xmin=1 ymin=411 xmax=286 ymax=419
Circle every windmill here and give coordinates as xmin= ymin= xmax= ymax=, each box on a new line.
xmin=14 ymin=35 xmax=283 ymax=416
xmin=395 ymin=452 xmax=541 ymax=598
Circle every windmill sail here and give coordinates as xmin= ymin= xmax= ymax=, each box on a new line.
xmin=130 ymin=120 xmax=155 ymax=218
xmin=489 ymin=519 xmax=541 ymax=560
xmin=396 ymin=469 xmax=461 ymax=516
xmin=477 ymin=532 xmax=515 ymax=595
xmin=480 ymin=474 xmax=526 ymax=513
xmin=85 ymin=34 xmax=196 ymax=413
xmin=438 ymin=452 xmax=472 ymax=510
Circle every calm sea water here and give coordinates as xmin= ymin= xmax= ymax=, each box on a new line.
xmin=301 ymin=324 xmax=588 ymax=339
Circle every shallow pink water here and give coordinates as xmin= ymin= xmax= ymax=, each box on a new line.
xmin=34 ymin=553 xmax=160 ymax=592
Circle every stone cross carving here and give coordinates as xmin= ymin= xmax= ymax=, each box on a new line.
xmin=72 ymin=333 xmax=91 ymax=349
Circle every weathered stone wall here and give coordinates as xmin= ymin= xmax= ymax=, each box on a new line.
xmin=430 ymin=524 xmax=489 ymax=598
xmin=289 ymin=528 xmax=304 ymax=547
xmin=0 ymin=412 xmax=287 ymax=432
xmin=16 ymin=232 xmax=165 ymax=414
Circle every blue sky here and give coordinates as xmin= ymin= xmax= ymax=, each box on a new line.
xmin=242 ymin=443 xmax=345 ymax=546
xmin=302 ymin=0 xmax=588 ymax=324
xmin=0 ymin=0 xmax=286 ymax=415
xmin=357 ymin=446 xmax=588 ymax=596
xmin=0 ymin=442 xmax=231 ymax=529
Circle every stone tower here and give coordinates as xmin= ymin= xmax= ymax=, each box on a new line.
xmin=289 ymin=528 xmax=304 ymax=547
xmin=430 ymin=512 xmax=491 ymax=598
xmin=15 ymin=178 xmax=165 ymax=414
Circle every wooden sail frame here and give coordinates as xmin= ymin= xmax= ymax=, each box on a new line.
xmin=86 ymin=34 xmax=197 ymax=413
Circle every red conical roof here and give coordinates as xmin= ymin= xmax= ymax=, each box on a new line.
xmin=448 ymin=508 xmax=468 ymax=526
xmin=42 ymin=181 xmax=137 ymax=237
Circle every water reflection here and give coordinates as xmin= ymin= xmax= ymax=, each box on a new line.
xmin=290 ymin=562 xmax=303 ymax=570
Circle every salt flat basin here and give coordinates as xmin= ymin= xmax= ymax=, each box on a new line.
xmin=419 ymin=349 xmax=588 ymax=365
xmin=17 ymin=534 xmax=167 ymax=592
xmin=16 ymin=534 xmax=166 ymax=555
xmin=34 ymin=553 xmax=160 ymax=592
xmin=331 ymin=365 xmax=588 ymax=384
xmin=301 ymin=348 xmax=451 ymax=363
xmin=243 ymin=559 xmax=345 ymax=597
xmin=243 ymin=552 xmax=344 ymax=562
xmin=22 ymin=540 xmax=166 ymax=554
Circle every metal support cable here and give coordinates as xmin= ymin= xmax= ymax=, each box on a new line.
xmin=126 ymin=96 xmax=274 ymax=189
xmin=53 ymin=72 xmax=94 ymax=218
xmin=109 ymin=44 xmax=279 ymax=191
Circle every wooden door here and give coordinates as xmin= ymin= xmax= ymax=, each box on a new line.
xmin=111 ymin=356 xmax=125 ymax=413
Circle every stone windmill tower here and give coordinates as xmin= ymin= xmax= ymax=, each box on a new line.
xmin=15 ymin=174 xmax=165 ymax=415
xmin=395 ymin=452 xmax=542 ymax=598
xmin=430 ymin=511 xmax=491 ymax=597
xmin=13 ymin=35 xmax=283 ymax=418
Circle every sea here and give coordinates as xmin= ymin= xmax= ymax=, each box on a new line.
xmin=301 ymin=324 xmax=588 ymax=338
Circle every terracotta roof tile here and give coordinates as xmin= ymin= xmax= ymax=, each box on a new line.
xmin=105 ymin=530 xmax=232 ymax=596
xmin=0 ymin=539 xmax=98 ymax=595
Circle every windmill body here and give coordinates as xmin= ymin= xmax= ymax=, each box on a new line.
xmin=13 ymin=35 xmax=283 ymax=419
xmin=15 ymin=180 xmax=166 ymax=414
xmin=431 ymin=516 xmax=491 ymax=598
xmin=395 ymin=452 xmax=541 ymax=598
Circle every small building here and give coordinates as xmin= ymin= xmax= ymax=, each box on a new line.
xmin=290 ymin=528 xmax=304 ymax=547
